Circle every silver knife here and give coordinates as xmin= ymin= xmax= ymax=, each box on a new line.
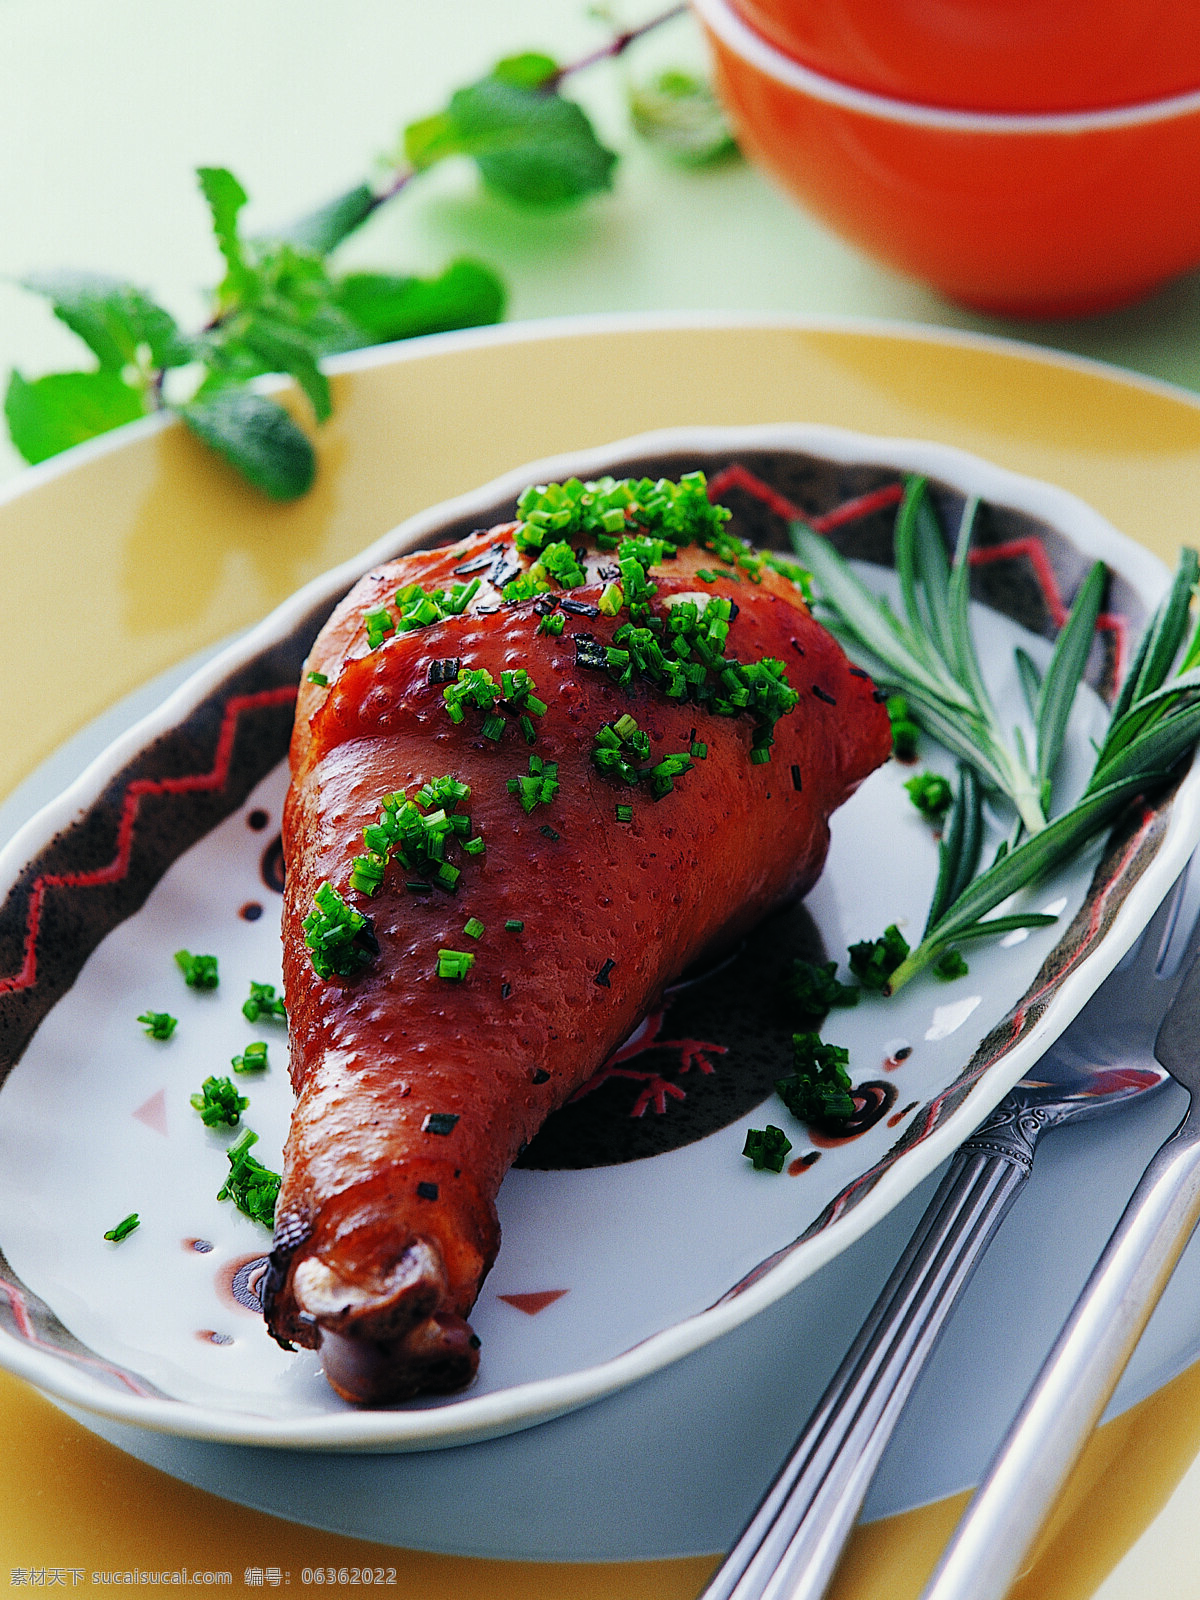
xmin=920 ymin=945 xmax=1200 ymax=1600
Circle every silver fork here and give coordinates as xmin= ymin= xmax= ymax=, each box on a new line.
xmin=921 ymin=883 xmax=1200 ymax=1600
xmin=700 ymin=865 xmax=1200 ymax=1600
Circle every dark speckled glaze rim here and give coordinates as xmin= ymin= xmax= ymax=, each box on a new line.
xmin=0 ymin=422 xmax=1196 ymax=1450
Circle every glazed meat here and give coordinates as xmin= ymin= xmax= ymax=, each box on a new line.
xmin=262 ymin=478 xmax=891 ymax=1403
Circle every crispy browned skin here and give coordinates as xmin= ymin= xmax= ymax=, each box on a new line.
xmin=262 ymin=524 xmax=891 ymax=1403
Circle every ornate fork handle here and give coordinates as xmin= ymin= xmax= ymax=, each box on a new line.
xmin=700 ymin=1088 xmax=1052 ymax=1600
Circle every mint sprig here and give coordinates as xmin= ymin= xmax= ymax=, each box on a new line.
xmin=6 ymin=5 xmax=701 ymax=497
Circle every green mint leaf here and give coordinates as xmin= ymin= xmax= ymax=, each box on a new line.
xmin=336 ymin=258 xmax=505 ymax=342
xmin=198 ymin=166 xmax=250 ymax=289
xmin=628 ymin=70 xmax=740 ymax=166
xmin=180 ymin=389 xmax=315 ymax=500
xmin=21 ymin=272 xmax=192 ymax=371
xmin=275 ymin=183 xmax=377 ymax=256
xmin=491 ymin=52 xmax=560 ymax=89
xmin=403 ymin=111 xmax=464 ymax=172
xmin=5 ymin=368 xmax=146 ymax=464
xmin=234 ymin=313 xmax=331 ymax=421
xmin=406 ymin=73 xmax=617 ymax=205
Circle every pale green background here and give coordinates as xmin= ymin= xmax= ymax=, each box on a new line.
xmin=5 ymin=0 xmax=1200 ymax=488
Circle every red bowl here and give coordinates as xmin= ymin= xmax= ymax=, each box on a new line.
xmin=728 ymin=0 xmax=1200 ymax=113
xmin=695 ymin=0 xmax=1200 ymax=317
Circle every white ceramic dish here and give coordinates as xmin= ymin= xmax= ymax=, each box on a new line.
xmin=0 ymin=423 xmax=1194 ymax=1452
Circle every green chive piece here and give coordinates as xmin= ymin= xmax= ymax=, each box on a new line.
xmin=137 ymin=1010 xmax=177 ymax=1040
xmin=905 ymin=771 xmax=953 ymax=820
xmin=615 ymin=804 xmax=633 ymax=821
xmin=934 ymin=948 xmax=969 ymax=981
xmin=364 ymin=607 xmax=395 ymax=649
xmin=306 ymin=670 xmax=329 ymax=687
xmin=231 ymin=1040 xmax=269 ymax=1073
xmin=539 ymin=824 xmax=560 ymax=841
xmin=242 ymin=982 xmax=287 ymax=1024
xmin=104 ymin=1213 xmax=140 ymax=1243
xmin=508 ymin=755 xmax=560 ymax=814
xmin=505 ymin=919 xmax=524 ymax=931
xmin=174 ymin=949 xmax=218 ymax=990
xmin=463 ymin=917 xmax=485 ymax=940
xmin=537 ymin=611 xmax=565 ymax=636
xmin=463 ymin=835 xmax=485 ymax=855
xmin=848 ymin=925 xmax=911 ymax=991
xmin=217 ymin=1128 xmax=280 ymax=1228
xmin=776 ymin=1033 xmax=855 ymax=1125
xmin=598 ymin=582 xmax=624 ymax=617
xmin=742 ymin=1126 xmax=792 ymax=1173
xmin=784 ymin=959 xmax=860 ymax=1023
xmin=302 ymin=883 xmax=376 ymax=979
xmin=690 ymin=741 xmax=708 ymax=759
xmin=190 ymin=1074 xmax=249 ymax=1128
xmin=437 ymin=948 xmax=476 ymax=980
xmin=886 ymin=694 xmax=921 ymax=761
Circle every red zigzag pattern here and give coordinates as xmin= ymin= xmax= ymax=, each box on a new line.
xmin=0 ymin=685 xmax=297 ymax=998
xmin=706 ymin=464 xmax=1128 ymax=678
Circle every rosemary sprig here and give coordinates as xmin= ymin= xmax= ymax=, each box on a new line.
xmin=793 ymin=489 xmax=1200 ymax=992
xmin=793 ymin=481 xmax=1052 ymax=834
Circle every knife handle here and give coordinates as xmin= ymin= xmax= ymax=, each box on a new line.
xmin=700 ymin=1100 xmax=1038 ymax=1600
xmin=920 ymin=1110 xmax=1200 ymax=1600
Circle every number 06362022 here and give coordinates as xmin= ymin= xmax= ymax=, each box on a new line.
xmin=298 ymin=1570 xmax=398 ymax=1586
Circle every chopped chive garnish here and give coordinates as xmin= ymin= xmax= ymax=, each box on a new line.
xmin=887 ymin=694 xmax=921 ymax=761
xmin=848 ymin=925 xmax=910 ymax=991
xmin=190 ymin=1074 xmax=249 ymax=1128
xmin=244 ymin=972 xmax=289 ymax=1024
xmin=302 ymin=882 xmax=377 ymax=979
xmin=482 ymin=714 xmax=506 ymax=740
xmin=905 ymin=771 xmax=953 ymax=820
xmin=507 ymin=755 xmax=559 ymax=814
xmin=463 ymin=917 xmax=485 ymax=940
xmin=598 ymin=582 xmax=624 ymax=617
xmin=539 ymin=824 xmax=560 ymax=841
xmin=354 ymin=778 xmax=479 ymax=896
xmin=784 ymin=959 xmax=860 ymax=1023
xmin=174 ymin=950 xmax=218 ymax=990
xmin=742 ymin=1126 xmax=791 ymax=1173
xmin=217 ymin=1128 xmax=280 ymax=1228
xmin=514 ymin=472 xmax=730 ymax=555
xmin=615 ymin=804 xmax=633 ymax=821
xmin=935 ymin=948 xmax=970 ymax=981
xmin=137 ymin=1010 xmax=177 ymax=1040
xmin=504 ymin=919 xmax=524 ymax=931
xmin=437 ymin=948 xmax=476 ymax=980
xmin=364 ymin=607 xmax=395 ymax=649
xmin=776 ymin=1033 xmax=855 ymax=1125
xmin=463 ymin=836 xmax=485 ymax=855
xmin=690 ymin=741 xmax=708 ymax=759
xmin=306 ymin=670 xmax=329 ymax=687
xmin=232 ymin=1040 xmax=269 ymax=1074
xmin=104 ymin=1212 xmax=140 ymax=1243
xmin=537 ymin=611 xmax=565 ymax=637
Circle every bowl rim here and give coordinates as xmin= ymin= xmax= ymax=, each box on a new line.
xmin=695 ymin=0 xmax=1200 ymax=132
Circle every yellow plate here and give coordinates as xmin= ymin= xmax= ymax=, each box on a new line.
xmin=4 ymin=314 xmax=1200 ymax=1598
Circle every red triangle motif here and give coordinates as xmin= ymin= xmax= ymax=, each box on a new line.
xmin=497 ymin=1290 xmax=569 ymax=1315
xmin=132 ymin=1088 xmax=168 ymax=1136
